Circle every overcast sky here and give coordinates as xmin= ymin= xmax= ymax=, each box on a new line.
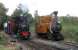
xmin=0 ymin=0 xmax=78 ymax=17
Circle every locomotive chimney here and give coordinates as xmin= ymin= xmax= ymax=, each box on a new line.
xmin=34 ymin=10 xmax=39 ymax=23
xmin=53 ymin=11 xmax=58 ymax=23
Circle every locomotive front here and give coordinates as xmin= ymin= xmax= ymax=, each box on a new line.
xmin=16 ymin=16 xmax=30 ymax=40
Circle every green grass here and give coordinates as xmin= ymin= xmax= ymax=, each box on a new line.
xmin=61 ymin=17 xmax=78 ymax=43
xmin=0 ymin=45 xmax=16 ymax=50
xmin=0 ymin=32 xmax=7 ymax=45
xmin=0 ymin=32 xmax=15 ymax=50
xmin=0 ymin=45 xmax=9 ymax=50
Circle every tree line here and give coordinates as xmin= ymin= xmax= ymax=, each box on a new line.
xmin=0 ymin=3 xmax=33 ymax=24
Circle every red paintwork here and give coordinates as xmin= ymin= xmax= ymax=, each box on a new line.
xmin=20 ymin=32 xmax=30 ymax=37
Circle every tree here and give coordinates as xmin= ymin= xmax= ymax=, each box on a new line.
xmin=23 ymin=11 xmax=33 ymax=23
xmin=12 ymin=4 xmax=23 ymax=17
xmin=12 ymin=4 xmax=33 ymax=23
xmin=0 ymin=3 xmax=8 ymax=29
xmin=0 ymin=3 xmax=8 ymax=16
xmin=12 ymin=8 xmax=22 ymax=17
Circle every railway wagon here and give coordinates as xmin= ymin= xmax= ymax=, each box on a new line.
xmin=35 ymin=11 xmax=64 ymax=41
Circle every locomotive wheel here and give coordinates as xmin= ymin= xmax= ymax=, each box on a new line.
xmin=47 ymin=32 xmax=53 ymax=40
xmin=37 ymin=33 xmax=48 ymax=39
xmin=56 ymin=33 xmax=64 ymax=41
xmin=52 ymin=32 xmax=64 ymax=41
xmin=18 ymin=35 xmax=30 ymax=40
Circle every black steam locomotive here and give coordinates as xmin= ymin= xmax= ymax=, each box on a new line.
xmin=15 ymin=16 xmax=31 ymax=39
xmin=6 ymin=16 xmax=31 ymax=40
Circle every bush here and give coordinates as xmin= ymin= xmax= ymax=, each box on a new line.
xmin=0 ymin=32 xmax=7 ymax=45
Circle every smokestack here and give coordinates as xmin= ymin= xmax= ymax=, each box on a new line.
xmin=53 ymin=11 xmax=58 ymax=23
xmin=34 ymin=10 xmax=39 ymax=23
xmin=34 ymin=10 xmax=38 ymax=17
xmin=53 ymin=11 xmax=58 ymax=16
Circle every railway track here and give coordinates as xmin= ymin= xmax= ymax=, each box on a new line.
xmin=19 ymin=40 xmax=64 ymax=50
xmin=2 ymin=31 xmax=78 ymax=50
xmin=16 ymin=37 xmax=78 ymax=50
xmin=9 ymin=37 xmax=78 ymax=50
xmin=31 ymin=38 xmax=78 ymax=50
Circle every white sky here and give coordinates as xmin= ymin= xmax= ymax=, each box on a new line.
xmin=0 ymin=0 xmax=78 ymax=17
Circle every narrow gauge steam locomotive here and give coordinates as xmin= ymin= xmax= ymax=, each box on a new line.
xmin=6 ymin=16 xmax=31 ymax=40
xmin=35 ymin=11 xmax=64 ymax=41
